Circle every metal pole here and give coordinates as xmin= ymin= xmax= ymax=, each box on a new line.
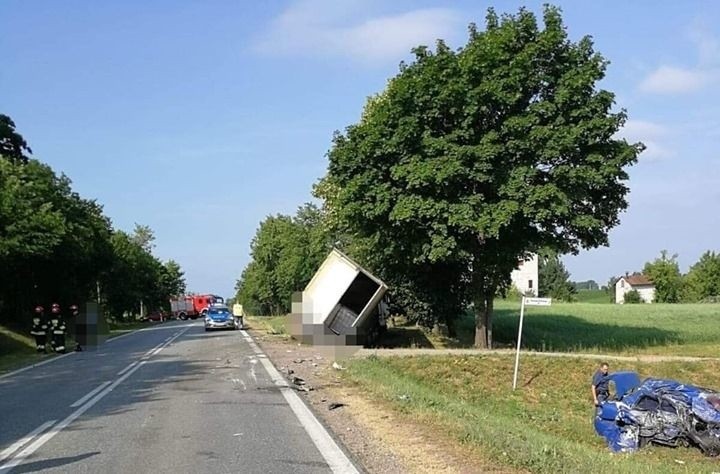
xmin=512 ymin=297 xmax=526 ymax=390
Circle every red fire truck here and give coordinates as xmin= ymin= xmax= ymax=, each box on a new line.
xmin=169 ymin=294 xmax=224 ymax=320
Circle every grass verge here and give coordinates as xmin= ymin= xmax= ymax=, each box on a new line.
xmin=245 ymin=315 xmax=289 ymax=337
xmin=343 ymin=355 xmax=720 ymax=473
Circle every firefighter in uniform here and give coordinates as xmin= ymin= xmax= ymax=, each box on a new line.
xmin=49 ymin=303 xmax=67 ymax=354
xmin=30 ymin=306 xmax=48 ymax=353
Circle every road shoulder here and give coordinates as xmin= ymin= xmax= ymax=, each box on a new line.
xmin=249 ymin=327 xmax=516 ymax=473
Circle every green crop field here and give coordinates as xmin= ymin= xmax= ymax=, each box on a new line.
xmin=450 ymin=301 xmax=720 ymax=357
xmin=345 ymin=355 xmax=720 ymax=473
xmin=575 ymin=289 xmax=613 ymax=303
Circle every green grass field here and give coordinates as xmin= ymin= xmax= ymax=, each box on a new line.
xmin=450 ymin=301 xmax=720 ymax=356
xmin=575 ymin=289 xmax=613 ymax=303
xmin=345 ymin=355 xmax=720 ymax=473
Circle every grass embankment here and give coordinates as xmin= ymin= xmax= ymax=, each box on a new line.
xmin=0 ymin=325 xmax=46 ymax=374
xmin=344 ymin=355 xmax=720 ymax=473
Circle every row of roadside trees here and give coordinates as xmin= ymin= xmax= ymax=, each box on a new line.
xmin=0 ymin=114 xmax=186 ymax=329
xmin=235 ymin=6 xmax=643 ymax=347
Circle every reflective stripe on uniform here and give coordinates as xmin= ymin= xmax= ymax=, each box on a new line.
xmin=53 ymin=330 xmax=65 ymax=334
xmin=31 ymin=331 xmax=46 ymax=335
xmin=55 ymin=346 xmax=65 ymax=351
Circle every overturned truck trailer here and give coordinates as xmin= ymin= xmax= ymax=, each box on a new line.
xmin=293 ymin=249 xmax=388 ymax=347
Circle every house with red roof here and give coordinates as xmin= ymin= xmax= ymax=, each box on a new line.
xmin=615 ymin=273 xmax=656 ymax=303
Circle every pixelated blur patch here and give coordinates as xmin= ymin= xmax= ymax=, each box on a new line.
xmin=73 ymin=302 xmax=109 ymax=350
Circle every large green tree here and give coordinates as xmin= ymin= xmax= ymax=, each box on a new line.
xmin=683 ymin=251 xmax=720 ymax=302
xmin=643 ymin=250 xmax=683 ymax=303
xmin=317 ymin=6 xmax=642 ymax=347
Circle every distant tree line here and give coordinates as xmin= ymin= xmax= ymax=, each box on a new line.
xmin=631 ymin=250 xmax=720 ymax=303
xmin=234 ymin=204 xmax=334 ymax=316
xmin=0 ymin=114 xmax=186 ymax=329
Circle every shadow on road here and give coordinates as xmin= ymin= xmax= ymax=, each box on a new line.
xmin=12 ymin=451 xmax=100 ymax=473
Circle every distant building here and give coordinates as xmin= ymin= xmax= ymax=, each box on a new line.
xmin=615 ymin=273 xmax=655 ymax=303
xmin=511 ymin=254 xmax=539 ymax=297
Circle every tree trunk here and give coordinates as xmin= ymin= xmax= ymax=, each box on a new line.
xmin=474 ymin=294 xmax=489 ymax=348
xmin=446 ymin=314 xmax=457 ymax=338
xmin=474 ymin=293 xmax=494 ymax=349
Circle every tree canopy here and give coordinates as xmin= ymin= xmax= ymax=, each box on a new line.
xmin=316 ymin=6 xmax=642 ymax=347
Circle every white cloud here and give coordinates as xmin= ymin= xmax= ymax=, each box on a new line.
xmin=638 ymin=65 xmax=713 ymax=94
xmin=639 ymin=25 xmax=720 ymax=95
xmin=253 ymin=0 xmax=461 ymax=63
xmin=617 ymin=120 xmax=674 ymax=161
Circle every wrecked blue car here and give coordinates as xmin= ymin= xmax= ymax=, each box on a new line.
xmin=594 ymin=371 xmax=720 ymax=456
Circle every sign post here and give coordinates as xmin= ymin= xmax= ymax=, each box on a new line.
xmin=512 ymin=296 xmax=551 ymax=390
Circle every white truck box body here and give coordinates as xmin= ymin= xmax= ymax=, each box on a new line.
xmin=302 ymin=249 xmax=387 ymax=333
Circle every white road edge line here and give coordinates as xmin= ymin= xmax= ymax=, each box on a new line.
xmin=0 ymin=326 xmax=191 ymax=474
xmin=117 ymin=361 xmax=138 ymax=376
xmin=70 ymin=381 xmax=112 ymax=407
xmin=0 ymin=420 xmax=56 ymax=464
xmin=239 ymin=330 xmax=359 ymax=474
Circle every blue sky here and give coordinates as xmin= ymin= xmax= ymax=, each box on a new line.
xmin=2 ymin=1 xmax=719 ymax=297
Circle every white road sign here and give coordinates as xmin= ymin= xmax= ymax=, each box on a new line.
xmin=523 ymin=297 xmax=552 ymax=306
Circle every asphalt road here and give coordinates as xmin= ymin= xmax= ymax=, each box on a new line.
xmin=0 ymin=321 xmax=359 ymax=473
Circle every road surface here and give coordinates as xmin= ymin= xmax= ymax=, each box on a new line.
xmin=0 ymin=321 xmax=359 ymax=473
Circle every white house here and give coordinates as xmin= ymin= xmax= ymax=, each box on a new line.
xmin=615 ymin=273 xmax=656 ymax=304
xmin=511 ymin=254 xmax=539 ymax=297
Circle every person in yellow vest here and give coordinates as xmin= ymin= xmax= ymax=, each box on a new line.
xmin=49 ymin=303 xmax=67 ymax=354
xmin=30 ymin=306 xmax=49 ymax=353
xmin=232 ymin=303 xmax=245 ymax=330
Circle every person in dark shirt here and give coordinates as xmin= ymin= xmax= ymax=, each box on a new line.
xmin=591 ymin=362 xmax=610 ymax=406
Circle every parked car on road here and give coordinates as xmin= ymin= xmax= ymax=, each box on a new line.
xmin=204 ymin=306 xmax=238 ymax=331
xmin=143 ymin=310 xmax=170 ymax=322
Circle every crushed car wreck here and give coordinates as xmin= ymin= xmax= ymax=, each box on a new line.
xmin=594 ymin=371 xmax=720 ymax=456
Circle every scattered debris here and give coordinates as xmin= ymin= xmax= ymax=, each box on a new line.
xmin=312 ymin=363 xmax=318 ymax=367
xmin=398 ymin=394 xmax=410 ymax=402
xmin=294 ymin=358 xmax=304 ymax=364
xmin=332 ymin=362 xmax=346 ymax=371
xmin=286 ymin=368 xmax=295 ymax=375
xmin=328 ymin=402 xmax=346 ymax=410
xmin=233 ymin=433 xmax=243 ymax=437
xmin=292 ymin=376 xmax=306 ymax=386
xmin=296 ymin=385 xmax=314 ymax=392
xmin=674 ymin=460 xmax=685 ymax=465
xmin=321 ymin=398 xmax=327 ymax=403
